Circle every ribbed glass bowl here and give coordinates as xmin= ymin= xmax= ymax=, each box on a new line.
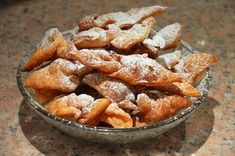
xmin=16 ymin=29 xmax=212 ymax=144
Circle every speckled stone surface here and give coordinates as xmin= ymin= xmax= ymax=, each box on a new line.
xmin=0 ymin=0 xmax=234 ymax=155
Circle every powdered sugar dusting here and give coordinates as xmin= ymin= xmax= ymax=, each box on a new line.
xmin=153 ymin=23 xmax=181 ymax=48
xmin=94 ymin=5 xmax=166 ymax=28
xmin=37 ymin=28 xmax=61 ymax=48
xmin=65 ymin=93 xmax=95 ymax=113
xmin=54 ymin=58 xmax=78 ymax=72
xmin=77 ymin=94 xmax=95 ymax=113
xmin=158 ymin=50 xmax=182 ymax=69
xmin=120 ymin=54 xmax=162 ymax=78
xmin=143 ymin=37 xmax=165 ymax=49
xmin=83 ymin=73 xmax=135 ymax=102
xmin=136 ymin=93 xmax=154 ymax=107
xmin=77 ymin=27 xmax=107 ymax=40
xmin=111 ymin=23 xmax=150 ymax=49
xmin=155 ymin=23 xmax=181 ymax=41
xmin=174 ymin=59 xmax=184 ymax=73
xmin=143 ymin=23 xmax=181 ymax=50
xmin=58 ymin=74 xmax=78 ymax=90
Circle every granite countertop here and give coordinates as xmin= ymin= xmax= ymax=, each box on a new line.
xmin=0 ymin=0 xmax=234 ymax=155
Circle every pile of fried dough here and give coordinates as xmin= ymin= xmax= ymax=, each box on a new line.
xmin=23 ymin=5 xmax=217 ymax=128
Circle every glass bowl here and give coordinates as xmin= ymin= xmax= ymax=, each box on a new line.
xmin=16 ymin=29 xmax=212 ymax=144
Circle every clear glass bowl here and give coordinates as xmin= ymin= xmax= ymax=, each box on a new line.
xmin=16 ymin=29 xmax=212 ymax=144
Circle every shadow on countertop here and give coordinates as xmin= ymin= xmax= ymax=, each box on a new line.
xmin=18 ymin=97 xmax=220 ymax=156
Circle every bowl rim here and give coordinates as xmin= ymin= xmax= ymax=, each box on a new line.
xmin=16 ymin=30 xmax=212 ymax=133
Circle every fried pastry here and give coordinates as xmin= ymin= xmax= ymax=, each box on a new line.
xmin=134 ymin=43 xmax=159 ymax=58
xmin=135 ymin=121 xmax=147 ymax=127
xmin=74 ymin=50 xmax=182 ymax=86
xmin=81 ymin=98 xmax=111 ymax=126
xmin=46 ymin=93 xmax=84 ymax=121
xmin=73 ymin=49 xmax=122 ymax=73
xmin=24 ymin=28 xmax=66 ymax=71
xmin=56 ymin=40 xmax=79 ymax=60
xmin=157 ymin=50 xmax=181 ymax=70
xmin=93 ymin=5 xmax=166 ymax=29
xmin=73 ymin=23 xmax=120 ymax=49
xmin=24 ymin=58 xmax=90 ymax=92
xmin=157 ymin=81 xmax=201 ymax=97
xmin=136 ymin=93 xmax=191 ymax=124
xmin=143 ymin=23 xmax=182 ymax=50
xmin=174 ymin=52 xmax=218 ymax=84
xmin=47 ymin=93 xmax=110 ymax=125
xmin=136 ymin=87 xmax=166 ymax=100
xmin=110 ymin=54 xmax=182 ymax=87
xmin=71 ymin=94 xmax=95 ymax=112
xmin=117 ymin=100 xmax=138 ymax=112
xmin=35 ymin=89 xmax=62 ymax=104
xmin=22 ymin=5 xmax=218 ymax=128
xmin=136 ymin=93 xmax=152 ymax=115
xmin=111 ymin=17 xmax=156 ymax=49
xmin=78 ymin=14 xmax=99 ymax=31
xmin=83 ymin=73 xmax=135 ymax=102
xmin=73 ymin=27 xmax=114 ymax=48
xmin=100 ymin=103 xmax=133 ymax=128
xmin=74 ymin=17 xmax=156 ymax=49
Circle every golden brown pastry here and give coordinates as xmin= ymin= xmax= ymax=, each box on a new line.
xmin=80 ymin=98 xmax=111 ymax=126
xmin=133 ymin=42 xmax=159 ymax=58
xmin=117 ymin=100 xmax=138 ymax=112
xmin=157 ymin=50 xmax=182 ymax=70
xmin=110 ymin=54 xmax=182 ymax=87
xmin=46 ymin=93 xmax=85 ymax=122
xmin=110 ymin=17 xmax=156 ymax=49
xmin=46 ymin=93 xmax=111 ymax=125
xmin=72 ymin=49 xmax=122 ymax=74
xmin=35 ymin=89 xmax=62 ymax=104
xmin=56 ymin=40 xmax=78 ymax=60
xmin=73 ymin=27 xmax=114 ymax=48
xmin=82 ymin=73 xmax=135 ymax=102
xmin=157 ymin=81 xmax=201 ymax=97
xmin=73 ymin=17 xmax=156 ymax=49
xmin=22 ymin=5 xmax=219 ymax=128
xmin=24 ymin=28 xmax=66 ymax=71
xmin=24 ymin=58 xmax=91 ymax=93
xmin=174 ymin=52 xmax=218 ymax=84
xmin=136 ymin=93 xmax=191 ymax=124
xmin=73 ymin=49 xmax=181 ymax=87
xmin=143 ymin=23 xmax=182 ymax=50
xmin=77 ymin=5 xmax=166 ymax=30
xmin=100 ymin=103 xmax=133 ymax=128
xmin=93 ymin=5 xmax=166 ymax=29
xmin=78 ymin=14 xmax=99 ymax=31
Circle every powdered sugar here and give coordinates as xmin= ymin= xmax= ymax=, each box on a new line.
xmin=120 ymin=54 xmax=162 ymax=78
xmin=54 ymin=58 xmax=78 ymax=72
xmin=111 ymin=21 xmax=151 ymax=49
xmin=58 ymin=74 xmax=79 ymax=91
xmin=136 ymin=93 xmax=154 ymax=107
xmin=83 ymin=73 xmax=135 ymax=102
xmin=158 ymin=50 xmax=182 ymax=69
xmin=155 ymin=23 xmax=181 ymax=41
xmin=143 ymin=23 xmax=182 ymax=50
xmin=80 ymin=27 xmax=107 ymax=39
xmin=37 ymin=28 xmax=61 ymax=48
xmin=94 ymin=5 xmax=166 ymax=28
xmin=63 ymin=93 xmax=95 ymax=113
xmin=143 ymin=37 xmax=165 ymax=49
xmin=77 ymin=94 xmax=95 ymax=113
xmin=154 ymin=23 xmax=181 ymax=48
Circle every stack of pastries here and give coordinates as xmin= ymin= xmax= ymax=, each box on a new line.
xmin=23 ymin=5 xmax=217 ymax=128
